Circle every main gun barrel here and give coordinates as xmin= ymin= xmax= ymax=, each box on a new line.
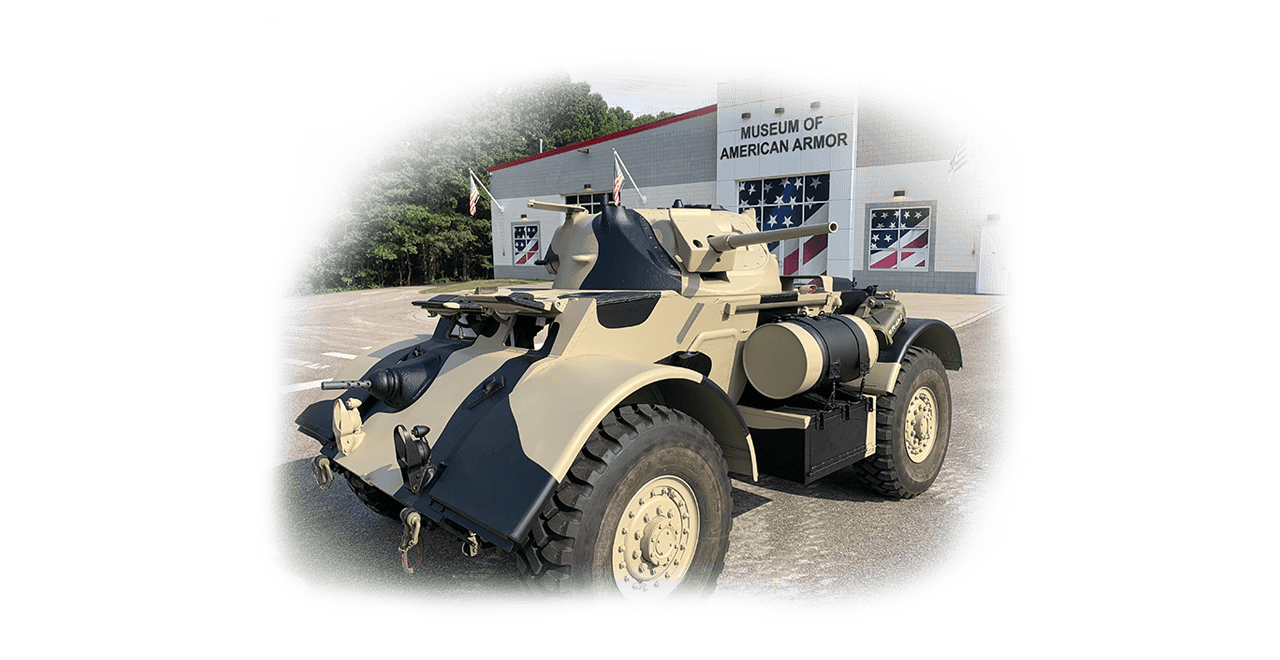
xmin=708 ymin=221 xmax=838 ymax=252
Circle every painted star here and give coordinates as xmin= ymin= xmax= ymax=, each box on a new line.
xmin=773 ymin=195 xmax=784 ymax=205
xmin=767 ymin=213 xmax=778 ymax=227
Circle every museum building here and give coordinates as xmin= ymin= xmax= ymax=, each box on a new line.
xmin=486 ymin=75 xmax=1006 ymax=294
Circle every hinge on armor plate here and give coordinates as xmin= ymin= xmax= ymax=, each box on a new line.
xmin=395 ymin=425 xmax=437 ymax=494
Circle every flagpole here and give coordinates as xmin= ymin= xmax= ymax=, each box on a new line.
xmin=613 ymin=150 xmax=647 ymax=204
xmin=972 ymin=118 xmax=983 ymax=218
xmin=469 ymin=168 xmax=505 ymax=213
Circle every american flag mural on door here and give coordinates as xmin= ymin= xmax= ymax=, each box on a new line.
xmin=869 ymin=206 xmax=930 ymax=270
xmin=738 ymin=173 xmax=830 ymax=276
xmin=512 ymin=224 xmax=540 ymax=266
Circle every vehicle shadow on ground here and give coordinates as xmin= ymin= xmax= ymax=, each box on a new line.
xmin=258 ymin=457 xmax=732 ymax=619
xmin=729 ymin=487 xmax=771 ymax=517
xmin=275 ymin=458 xmax=531 ymax=600
xmin=736 ymin=469 xmax=893 ymax=503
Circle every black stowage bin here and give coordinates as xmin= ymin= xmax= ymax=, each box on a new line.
xmin=749 ymin=402 xmax=871 ymax=485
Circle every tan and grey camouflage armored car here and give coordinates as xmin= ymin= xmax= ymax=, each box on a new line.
xmin=297 ymin=199 xmax=961 ymax=602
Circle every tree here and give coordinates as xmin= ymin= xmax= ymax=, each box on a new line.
xmin=296 ymin=73 xmax=675 ymax=294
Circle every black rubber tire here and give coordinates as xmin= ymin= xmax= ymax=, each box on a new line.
xmin=521 ymin=404 xmax=732 ymax=600
xmin=344 ymin=473 xmax=404 ymax=522
xmin=853 ymin=346 xmax=951 ymax=499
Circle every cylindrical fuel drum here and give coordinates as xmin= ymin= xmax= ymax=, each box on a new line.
xmin=741 ymin=313 xmax=880 ymax=400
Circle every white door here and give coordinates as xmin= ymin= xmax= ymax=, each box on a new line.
xmin=977 ymin=225 xmax=1008 ymax=295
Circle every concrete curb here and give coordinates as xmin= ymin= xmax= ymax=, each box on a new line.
xmin=953 ymin=303 xmax=1008 ymax=329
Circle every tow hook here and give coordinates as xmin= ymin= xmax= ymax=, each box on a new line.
xmin=312 ymin=456 xmax=334 ymax=490
xmin=398 ymin=509 xmax=422 ymax=574
xmin=462 ymin=533 xmax=480 ymax=558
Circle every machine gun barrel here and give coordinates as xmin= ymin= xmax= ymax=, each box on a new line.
xmin=321 ymin=380 xmax=372 ymax=391
xmin=708 ymin=221 xmax=838 ymax=252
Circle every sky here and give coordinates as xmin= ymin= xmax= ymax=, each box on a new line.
xmin=566 ymin=69 xmax=722 ymax=116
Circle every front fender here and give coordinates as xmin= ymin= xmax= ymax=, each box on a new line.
xmin=509 ymin=357 xmax=706 ymax=482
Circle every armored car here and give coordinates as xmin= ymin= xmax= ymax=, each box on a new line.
xmin=297 ymin=199 xmax=961 ymax=602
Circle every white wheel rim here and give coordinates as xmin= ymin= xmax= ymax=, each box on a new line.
xmin=905 ymin=386 xmax=938 ymax=463
xmin=610 ymin=475 xmax=699 ymax=603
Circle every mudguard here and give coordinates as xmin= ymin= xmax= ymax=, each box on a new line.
xmin=883 ymin=318 xmax=962 ymax=370
xmin=506 ymin=356 xmax=753 ymax=482
xmin=301 ymin=343 xmax=753 ymax=549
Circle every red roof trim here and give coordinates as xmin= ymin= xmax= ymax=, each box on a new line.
xmin=486 ymin=104 xmax=718 ymax=173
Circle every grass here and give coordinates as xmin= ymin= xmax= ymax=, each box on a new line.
xmin=418 ymin=278 xmax=543 ymax=294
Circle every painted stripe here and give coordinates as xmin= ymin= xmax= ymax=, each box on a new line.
xmin=282 ymin=358 xmax=309 ymax=366
xmin=322 ymin=352 xmax=358 ymax=360
xmin=954 ymin=303 xmax=1009 ymax=329
xmin=783 ymin=248 xmax=800 ymax=275
xmin=871 ymin=251 xmax=898 ymax=269
xmin=802 ymin=234 xmax=827 ymax=265
xmin=283 ymin=379 xmax=330 ymax=393
xmin=486 ymin=105 xmax=718 ymax=172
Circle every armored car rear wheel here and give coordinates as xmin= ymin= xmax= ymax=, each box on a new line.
xmin=853 ymin=346 xmax=951 ymax=499
xmin=523 ymin=404 xmax=732 ymax=601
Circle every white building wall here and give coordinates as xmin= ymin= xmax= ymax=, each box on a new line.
xmin=714 ymin=76 xmax=860 ymax=279
xmin=854 ymin=159 xmax=986 ymax=274
xmin=492 ymin=181 xmax=717 ymax=278
xmin=486 ymin=75 xmax=996 ymax=293
xmin=977 ymin=154 xmax=1018 ymax=291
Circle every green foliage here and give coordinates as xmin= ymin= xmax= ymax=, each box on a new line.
xmin=296 ymin=73 xmax=676 ymax=295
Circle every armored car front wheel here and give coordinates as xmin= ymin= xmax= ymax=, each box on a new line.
xmin=344 ymin=472 xmax=404 ymax=522
xmin=853 ymin=346 xmax=952 ymax=499
xmin=523 ymin=404 xmax=732 ymax=602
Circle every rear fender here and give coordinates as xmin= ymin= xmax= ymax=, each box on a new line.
xmin=861 ymin=318 xmax=961 ymax=394
xmin=882 ymin=318 xmax=962 ymax=370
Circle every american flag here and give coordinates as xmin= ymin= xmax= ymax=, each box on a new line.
xmin=741 ymin=173 xmax=832 ymax=276
xmin=613 ymin=158 xmax=624 ymax=205
xmin=869 ymin=207 xmax=930 ymax=270
xmin=513 ymin=225 xmax=540 ymax=266
xmin=948 ymin=132 xmax=969 ymax=180
xmin=469 ymin=175 xmax=478 ymax=216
